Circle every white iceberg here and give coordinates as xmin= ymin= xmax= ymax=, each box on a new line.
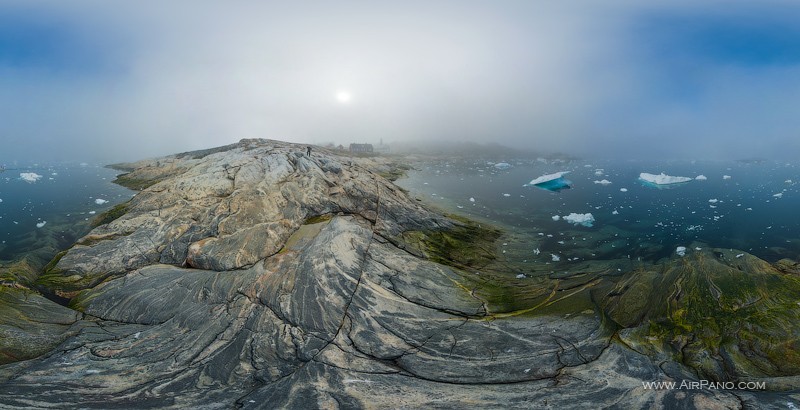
xmin=708 ymin=199 xmax=718 ymax=203
xmin=695 ymin=175 xmax=707 ymax=181
xmin=36 ymin=221 xmax=47 ymax=228
xmin=593 ymin=179 xmax=612 ymax=185
xmin=551 ymin=215 xmax=561 ymax=221
xmin=638 ymin=172 xmax=692 ymax=186
xmin=619 ymin=188 xmax=628 ymax=192
xmin=525 ymin=171 xmax=572 ymax=191
xmin=723 ymin=175 xmax=732 ymax=180
xmin=551 ymin=254 xmax=561 ymax=262
xmin=562 ymin=212 xmax=595 ymax=227
xmin=676 ymin=246 xmax=687 ymax=257
xmin=773 ymin=193 xmax=783 ymax=198
xmin=469 ymin=197 xmax=475 ymax=202
xmin=20 ymin=172 xmax=43 ymax=183
xmin=95 ymin=198 xmax=108 ymax=205
xmin=493 ymin=162 xmax=512 ymax=170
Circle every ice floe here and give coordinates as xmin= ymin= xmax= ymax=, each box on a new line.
xmin=773 ymin=193 xmax=784 ymax=198
xmin=639 ymin=172 xmax=692 ymax=186
xmin=562 ymin=212 xmax=595 ymax=227
xmin=95 ymin=198 xmax=108 ymax=205
xmin=493 ymin=162 xmax=512 ymax=170
xmin=20 ymin=172 xmax=43 ymax=183
xmin=552 ymin=215 xmax=561 ymax=221
xmin=593 ymin=179 xmax=612 ymax=185
xmin=36 ymin=221 xmax=47 ymax=228
xmin=695 ymin=175 xmax=707 ymax=181
xmin=619 ymin=188 xmax=628 ymax=192
xmin=723 ymin=175 xmax=732 ymax=180
xmin=676 ymin=246 xmax=687 ymax=257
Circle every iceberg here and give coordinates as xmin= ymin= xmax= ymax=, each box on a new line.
xmin=723 ymin=175 xmax=732 ymax=180
xmin=695 ymin=175 xmax=707 ymax=181
xmin=95 ymin=198 xmax=109 ymax=205
xmin=562 ymin=212 xmax=595 ymax=227
xmin=638 ymin=172 xmax=692 ymax=188
xmin=20 ymin=172 xmax=43 ymax=183
xmin=619 ymin=188 xmax=628 ymax=192
xmin=593 ymin=179 xmax=612 ymax=185
xmin=493 ymin=162 xmax=512 ymax=170
xmin=551 ymin=215 xmax=560 ymax=221
xmin=36 ymin=221 xmax=47 ymax=228
xmin=676 ymin=246 xmax=687 ymax=257
xmin=524 ymin=171 xmax=571 ymax=191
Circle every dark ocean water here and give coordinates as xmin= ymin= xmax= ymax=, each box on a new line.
xmin=0 ymin=164 xmax=133 ymax=262
xmin=397 ymin=158 xmax=800 ymax=264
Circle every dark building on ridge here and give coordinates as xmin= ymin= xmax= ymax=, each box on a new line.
xmin=349 ymin=143 xmax=374 ymax=153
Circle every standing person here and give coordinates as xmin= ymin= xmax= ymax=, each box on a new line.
xmin=306 ymin=146 xmax=312 ymax=156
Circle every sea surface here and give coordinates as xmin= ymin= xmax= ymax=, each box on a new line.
xmin=0 ymin=164 xmax=134 ymax=263
xmin=396 ymin=158 xmax=800 ymax=266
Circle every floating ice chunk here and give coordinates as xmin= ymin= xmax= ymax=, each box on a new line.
xmin=676 ymin=246 xmax=687 ymax=257
xmin=516 ymin=274 xmax=525 ymax=279
xmin=551 ymin=254 xmax=561 ymax=262
xmin=494 ymin=162 xmax=512 ymax=170
xmin=695 ymin=247 xmax=702 ymax=251
xmin=594 ymin=169 xmax=604 ymax=176
xmin=525 ymin=171 xmax=572 ymax=191
xmin=695 ymin=175 xmax=707 ymax=181
xmin=708 ymin=199 xmax=718 ymax=203
xmin=736 ymin=253 xmax=745 ymax=258
xmin=20 ymin=172 xmax=43 ymax=183
xmin=552 ymin=215 xmax=561 ymax=221
xmin=88 ymin=211 xmax=96 ymax=215
xmin=619 ymin=188 xmax=628 ymax=192
xmin=562 ymin=212 xmax=595 ymax=227
xmin=0 ymin=198 xmax=3 ymax=203
xmin=502 ymin=193 xmax=511 ymax=197
xmin=469 ymin=197 xmax=475 ymax=202
xmin=533 ymin=248 xmax=540 ymax=255
xmin=723 ymin=175 xmax=732 ymax=180
xmin=593 ymin=179 xmax=612 ymax=185
xmin=773 ymin=193 xmax=783 ymax=198
xmin=612 ymin=210 xmax=619 ymax=215
xmin=36 ymin=221 xmax=47 ymax=228
xmin=785 ymin=179 xmax=793 ymax=184
xmin=95 ymin=198 xmax=108 ymax=205
xmin=639 ymin=172 xmax=692 ymax=186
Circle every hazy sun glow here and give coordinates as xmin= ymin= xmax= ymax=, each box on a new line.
xmin=336 ymin=91 xmax=352 ymax=103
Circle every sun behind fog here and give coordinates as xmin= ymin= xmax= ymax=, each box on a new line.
xmin=336 ymin=91 xmax=352 ymax=103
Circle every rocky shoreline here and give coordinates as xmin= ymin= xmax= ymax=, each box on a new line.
xmin=1 ymin=139 xmax=798 ymax=408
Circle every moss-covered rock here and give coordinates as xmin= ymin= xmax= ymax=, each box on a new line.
xmin=90 ymin=202 xmax=130 ymax=228
xmin=400 ymin=215 xmax=500 ymax=271
xmin=597 ymin=250 xmax=800 ymax=382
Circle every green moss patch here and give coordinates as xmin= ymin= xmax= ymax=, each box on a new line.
xmin=112 ymin=173 xmax=162 ymax=191
xmin=90 ymin=202 xmax=130 ymax=228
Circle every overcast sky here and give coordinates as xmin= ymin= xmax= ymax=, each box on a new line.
xmin=2 ymin=0 xmax=800 ymax=162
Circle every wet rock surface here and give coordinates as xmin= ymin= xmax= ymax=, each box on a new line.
xmin=1 ymin=139 xmax=798 ymax=408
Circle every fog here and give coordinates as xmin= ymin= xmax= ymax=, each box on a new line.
xmin=2 ymin=0 xmax=800 ymax=163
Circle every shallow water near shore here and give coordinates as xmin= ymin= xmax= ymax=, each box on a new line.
xmin=396 ymin=158 xmax=800 ymax=266
xmin=0 ymin=164 xmax=134 ymax=263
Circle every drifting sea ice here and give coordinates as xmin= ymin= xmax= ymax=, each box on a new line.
xmin=525 ymin=171 xmax=572 ymax=191
xmin=695 ymin=175 xmax=708 ymax=180
xmin=594 ymin=179 xmax=612 ymax=185
xmin=639 ymin=172 xmax=692 ymax=185
xmin=20 ymin=172 xmax=43 ymax=183
xmin=493 ymin=162 xmax=512 ymax=170
xmin=562 ymin=213 xmax=595 ymax=227
xmin=95 ymin=198 xmax=108 ymax=205
xmin=36 ymin=221 xmax=47 ymax=228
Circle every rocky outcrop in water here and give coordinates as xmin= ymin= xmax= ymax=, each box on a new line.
xmin=1 ymin=139 xmax=798 ymax=408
